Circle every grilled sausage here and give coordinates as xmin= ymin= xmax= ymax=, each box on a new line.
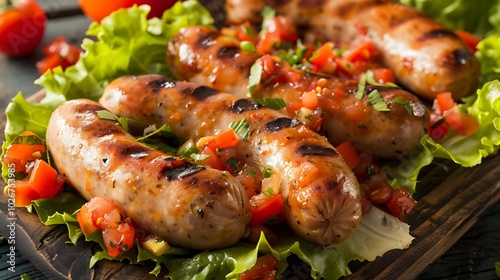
xmin=99 ymin=74 xmax=362 ymax=246
xmin=167 ymin=26 xmax=429 ymax=159
xmin=46 ymin=99 xmax=250 ymax=250
xmin=225 ymin=0 xmax=480 ymax=100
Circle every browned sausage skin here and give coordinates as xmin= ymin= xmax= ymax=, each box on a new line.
xmin=167 ymin=25 xmax=429 ymax=159
xmin=100 ymin=75 xmax=362 ymax=246
xmin=225 ymin=0 xmax=480 ymax=100
xmin=46 ymin=99 xmax=250 ymax=250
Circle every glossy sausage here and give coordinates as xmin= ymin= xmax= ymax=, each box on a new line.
xmin=225 ymin=0 xmax=480 ymax=100
xmin=46 ymin=99 xmax=250 ymax=250
xmin=100 ymin=74 xmax=362 ymax=246
xmin=167 ymin=26 xmax=429 ymax=159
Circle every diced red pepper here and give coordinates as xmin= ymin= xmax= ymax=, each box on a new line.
xmin=335 ymin=141 xmax=361 ymax=169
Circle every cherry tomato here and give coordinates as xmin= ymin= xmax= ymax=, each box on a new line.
xmin=0 ymin=0 xmax=46 ymax=57
xmin=78 ymin=0 xmax=177 ymax=23
xmin=36 ymin=36 xmax=82 ymax=74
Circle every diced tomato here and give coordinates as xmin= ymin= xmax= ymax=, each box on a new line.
xmin=285 ymin=101 xmax=302 ymax=117
xmin=301 ymin=90 xmax=319 ymax=110
xmin=385 ymin=187 xmax=416 ymax=220
xmin=102 ymin=219 xmax=135 ymax=257
xmin=429 ymin=122 xmax=449 ymax=140
xmin=309 ymin=42 xmax=335 ymax=70
xmin=10 ymin=159 xmax=65 ymax=207
xmin=84 ymin=197 xmax=120 ymax=229
xmin=284 ymin=70 xmax=301 ymax=84
xmin=360 ymin=172 xmax=394 ymax=205
xmin=206 ymin=129 xmax=239 ymax=151
xmin=335 ymin=141 xmax=361 ymax=169
xmin=444 ymin=106 xmax=480 ymax=137
xmin=372 ymin=68 xmax=396 ymax=84
xmin=13 ymin=181 xmax=42 ymax=207
xmin=256 ymin=32 xmax=279 ymax=54
xmin=36 ymin=36 xmax=82 ymax=74
xmin=435 ymin=92 xmax=455 ymax=112
xmin=240 ymin=254 xmax=278 ymax=280
xmin=343 ymin=40 xmax=374 ymax=63
xmin=455 ymin=30 xmax=481 ymax=52
xmin=3 ymin=131 xmax=46 ymax=172
xmin=26 ymin=159 xmax=65 ymax=198
xmin=198 ymin=145 xmax=224 ymax=171
xmin=249 ymin=193 xmax=283 ymax=226
xmin=76 ymin=197 xmax=135 ymax=257
xmin=77 ymin=204 xmax=99 ymax=235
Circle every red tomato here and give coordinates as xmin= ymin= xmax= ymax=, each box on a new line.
xmin=14 ymin=181 xmax=42 ymax=207
xmin=103 ymin=221 xmax=135 ymax=257
xmin=385 ymin=188 xmax=416 ymax=220
xmin=444 ymin=106 xmax=480 ymax=137
xmin=78 ymin=0 xmax=177 ymax=23
xmin=3 ymin=131 xmax=46 ymax=172
xmin=0 ymin=0 xmax=46 ymax=57
xmin=76 ymin=197 xmax=136 ymax=256
xmin=26 ymin=159 xmax=65 ymax=198
xmin=335 ymin=141 xmax=361 ymax=170
xmin=249 ymin=193 xmax=283 ymax=226
xmin=36 ymin=36 xmax=82 ymax=74
xmin=240 ymin=254 xmax=278 ymax=280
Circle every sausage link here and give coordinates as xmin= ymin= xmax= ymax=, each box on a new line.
xmin=225 ymin=0 xmax=480 ymax=100
xmin=100 ymin=75 xmax=362 ymax=246
xmin=46 ymin=99 xmax=250 ymax=250
xmin=167 ymin=26 xmax=429 ymax=159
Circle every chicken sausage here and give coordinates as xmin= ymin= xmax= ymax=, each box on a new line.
xmin=100 ymin=75 xmax=362 ymax=246
xmin=225 ymin=0 xmax=480 ymax=100
xmin=167 ymin=26 xmax=429 ymax=159
xmin=46 ymin=99 xmax=250 ymax=250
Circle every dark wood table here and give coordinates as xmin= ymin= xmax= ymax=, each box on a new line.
xmin=0 ymin=1 xmax=499 ymax=279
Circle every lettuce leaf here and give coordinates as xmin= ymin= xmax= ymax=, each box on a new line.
xmin=398 ymin=0 xmax=500 ymax=37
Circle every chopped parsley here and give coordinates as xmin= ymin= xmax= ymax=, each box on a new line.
xmin=254 ymin=97 xmax=287 ymax=110
xmin=230 ymin=118 xmax=251 ymax=140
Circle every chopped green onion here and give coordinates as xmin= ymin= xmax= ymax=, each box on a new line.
xmin=254 ymin=97 xmax=286 ymax=110
xmin=191 ymin=153 xmax=210 ymax=161
xmin=262 ymin=187 xmax=274 ymax=196
xmin=248 ymin=61 xmax=263 ymax=96
xmin=355 ymin=73 xmax=367 ymax=100
xmin=230 ymin=118 xmax=251 ymax=140
xmin=392 ymin=97 xmax=414 ymax=114
xmin=240 ymin=41 xmax=255 ymax=52
xmin=244 ymin=167 xmax=256 ymax=177
xmin=367 ymin=90 xmax=390 ymax=111
xmin=262 ymin=166 xmax=272 ymax=178
xmin=178 ymin=145 xmax=199 ymax=158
